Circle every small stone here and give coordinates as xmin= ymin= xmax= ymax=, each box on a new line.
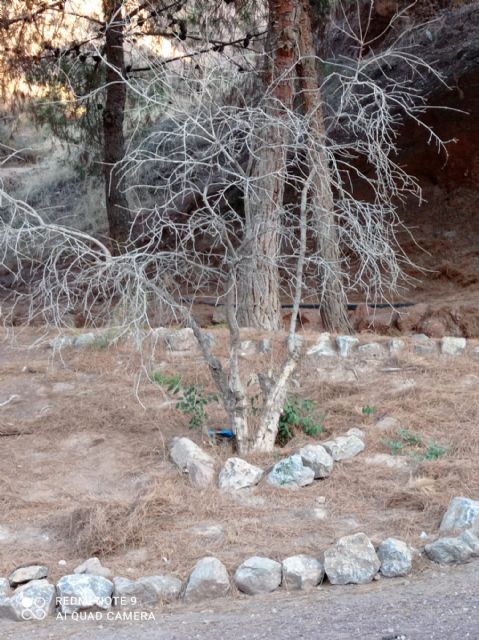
xmin=424 ymin=534 xmax=476 ymax=565
xmin=218 ymin=458 xmax=263 ymax=491
xmin=324 ymin=533 xmax=380 ymax=585
xmin=377 ymin=538 xmax=412 ymax=577
xmin=136 ymin=575 xmax=182 ymax=602
xmin=298 ymin=444 xmax=334 ymax=479
xmin=183 ymin=557 xmax=230 ymax=602
xmin=389 ymin=339 xmax=405 ymax=353
xmin=357 ymin=343 xmax=385 ymax=358
xmin=56 ymin=574 xmax=113 ymax=614
xmin=322 ymin=435 xmax=365 ymax=461
xmin=412 ymin=334 xmax=437 ymax=355
xmin=307 ymin=333 xmax=336 ymax=357
xmin=441 ymin=336 xmax=466 ymax=356
xmin=282 ymin=555 xmax=324 ymax=590
xmin=259 ymin=339 xmax=271 ymax=353
xmin=375 ymin=416 xmax=401 ymax=431
xmin=439 ymin=496 xmax=479 ymax=533
xmin=267 ymin=455 xmax=315 ymax=489
xmin=9 ymin=565 xmax=48 ymax=588
xmin=336 ymin=336 xmax=359 ymax=357
xmin=239 ymin=341 xmax=256 ymax=357
xmin=234 ymin=557 xmax=282 ymax=595
xmin=74 ymin=557 xmax=112 ymax=579
xmin=9 ymin=579 xmax=56 ymax=621
xmin=346 ymin=427 xmax=365 ymax=439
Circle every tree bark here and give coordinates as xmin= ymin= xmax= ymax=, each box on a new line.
xmin=102 ymin=0 xmax=130 ymax=249
xmin=296 ymin=1 xmax=350 ymax=333
xmin=236 ymin=0 xmax=300 ymax=331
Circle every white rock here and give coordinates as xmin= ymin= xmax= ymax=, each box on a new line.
xmin=357 ymin=343 xmax=385 ymax=357
xmin=234 ymin=557 xmax=282 ymax=595
xmin=74 ymin=557 xmax=112 ymax=579
xmin=346 ymin=427 xmax=365 ymax=439
xmin=165 ymin=328 xmax=198 ymax=351
xmin=169 ymin=437 xmax=215 ymax=489
xmin=183 ymin=557 xmax=230 ymax=602
xmin=322 ymin=435 xmax=365 ymax=461
xmin=298 ymin=444 xmax=334 ymax=479
xmin=267 ymin=455 xmax=315 ymax=489
xmin=239 ymin=341 xmax=257 ymax=357
xmin=336 ymin=336 xmax=359 ymax=357
xmin=56 ymin=574 xmax=113 ymax=614
xmin=377 ymin=538 xmax=412 ymax=577
xmin=439 ymin=496 xmax=479 ymax=533
xmin=282 ymin=555 xmax=324 ymax=590
xmin=307 ymin=333 xmax=336 ymax=357
xmin=136 ymin=575 xmax=182 ymax=602
xmin=258 ymin=339 xmax=271 ymax=353
xmin=8 ymin=579 xmax=56 ymax=621
xmin=441 ymin=336 xmax=466 ymax=356
xmin=218 ymin=458 xmax=263 ymax=491
xmin=389 ymin=338 xmax=405 ymax=353
xmin=324 ymin=533 xmax=380 ymax=584
xmin=412 ymin=334 xmax=437 ymax=355
xmin=9 ymin=565 xmax=48 ymax=588
xmin=0 ymin=579 xmax=9 ymax=597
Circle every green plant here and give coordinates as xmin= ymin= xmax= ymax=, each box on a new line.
xmin=277 ymin=396 xmax=324 ymax=447
xmin=383 ymin=428 xmax=447 ymax=462
xmin=398 ymin=428 xmax=423 ymax=448
xmin=151 ymin=371 xmax=182 ymax=394
xmin=176 ymin=385 xmax=218 ymax=430
xmin=423 ymin=442 xmax=448 ymax=461
xmin=383 ymin=438 xmax=404 ymax=456
xmin=362 ymin=405 xmax=376 ymax=418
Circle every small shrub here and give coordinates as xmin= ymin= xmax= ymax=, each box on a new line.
xmin=361 ymin=405 xmax=376 ymax=418
xmin=277 ymin=396 xmax=324 ymax=447
xmin=152 ymin=371 xmax=216 ymax=429
xmin=423 ymin=442 xmax=448 ymax=461
xmin=383 ymin=428 xmax=447 ymax=462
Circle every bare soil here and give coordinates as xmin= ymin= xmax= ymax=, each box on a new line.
xmin=0 ymin=327 xmax=478 ymax=587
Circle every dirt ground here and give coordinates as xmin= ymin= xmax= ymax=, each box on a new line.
xmin=0 ymin=326 xmax=478 ymax=586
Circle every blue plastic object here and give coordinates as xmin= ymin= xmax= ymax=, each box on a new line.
xmin=208 ymin=428 xmax=235 ymax=439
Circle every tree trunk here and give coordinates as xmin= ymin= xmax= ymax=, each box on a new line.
xmin=236 ymin=0 xmax=299 ymax=331
xmin=102 ymin=0 xmax=130 ymax=249
xmin=296 ymin=1 xmax=350 ymax=333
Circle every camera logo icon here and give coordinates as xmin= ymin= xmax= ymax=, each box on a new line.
xmin=20 ymin=596 xmax=48 ymax=621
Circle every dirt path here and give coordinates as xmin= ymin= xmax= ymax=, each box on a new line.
xmin=0 ymin=562 xmax=477 ymax=640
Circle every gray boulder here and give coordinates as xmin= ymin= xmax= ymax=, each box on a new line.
xmin=324 ymin=533 xmax=380 ymax=584
xmin=183 ymin=557 xmax=230 ymax=602
xmin=113 ymin=577 xmax=158 ymax=609
xmin=412 ymin=334 xmax=437 ymax=355
xmin=234 ymin=557 xmax=282 ymax=595
xmin=74 ymin=557 xmax=112 ymax=579
xmin=8 ymin=580 xmax=56 ymax=621
xmin=424 ymin=530 xmax=479 ymax=565
xmin=9 ymin=565 xmax=48 ymax=588
xmin=56 ymin=574 xmax=113 ymax=614
xmin=307 ymin=333 xmax=336 ymax=357
xmin=282 ymin=555 xmax=324 ymax=590
xmin=336 ymin=335 xmax=359 ymax=357
xmin=298 ymin=445 xmax=334 ymax=479
xmin=136 ymin=575 xmax=182 ymax=602
xmin=0 ymin=578 xmax=10 ymax=597
xmin=169 ymin=437 xmax=215 ymax=489
xmin=218 ymin=457 xmax=263 ymax=491
xmin=439 ymin=496 xmax=479 ymax=533
xmin=322 ymin=435 xmax=365 ymax=461
xmin=267 ymin=455 xmax=315 ymax=489
xmin=165 ymin=328 xmax=201 ymax=351
xmin=441 ymin=337 xmax=466 ymax=356
xmin=357 ymin=343 xmax=385 ymax=358
xmin=377 ymin=538 xmax=412 ymax=577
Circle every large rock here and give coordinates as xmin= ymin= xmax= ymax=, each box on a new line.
xmin=424 ymin=530 xmax=479 ymax=565
xmin=9 ymin=565 xmax=48 ymax=588
xmin=357 ymin=343 xmax=385 ymax=358
xmin=282 ymin=555 xmax=324 ymax=590
xmin=136 ymin=575 xmax=182 ymax=602
xmin=322 ymin=435 xmax=365 ymax=461
xmin=234 ymin=557 xmax=282 ymax=595
xmin=169 ymin=437 xmax=215 ymax=489
xmin=113 ymin=577 xmax=159 ymax=609
xmin=324 ymin=533 xmax=380 ymax=584
xmin=377 ymin=538 xmax=412 ymax=577
xmin=298 ymin=444 xmax=334 ymax=479
xmin=218 ymin=458 xmax=263 ymax=491
xmin=0 ymin=578 xmax=10 ymax=597
xmin=412 ymin=333 xmax=437 ymax=355
xmin=165 ymin=328 xmax=198 ymax=351
xmin=439 ymin=496 xmax=479 ymax=533
xmin=74 ymin=557 xmax=112 ymax=579
xmin=56 ymin=574 xmax=113 ymax=614
xmin=336 ymin=335 xmax=359 ymax=357
xmin=441 ymin=336 xmax=466 ymax=356
xmin=183 ymin=557 xmax=230 ymax=602
xmin=267 ymin=455 xmax=315 ymax=489
xmin=8 ymin=580 xmax=56 ymax=621
xmin=307 ymin=333 xmax=336 ymax=357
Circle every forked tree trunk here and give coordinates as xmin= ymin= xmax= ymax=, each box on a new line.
xmin=236 ymin=0 xmax=300 ymax=331
xmin=296 ymin=1 xmax=350 ymax=333
xmin=102 ymin=0 xmax=130 ymax=249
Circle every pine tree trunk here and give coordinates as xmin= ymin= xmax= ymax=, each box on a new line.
xmin=102 ymin=0 xmax=130 ymax=249
xmin=236 ymin=0 xmax=299 ymax=331
xmin=297 ymin=1 xmax=350 ymax=333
